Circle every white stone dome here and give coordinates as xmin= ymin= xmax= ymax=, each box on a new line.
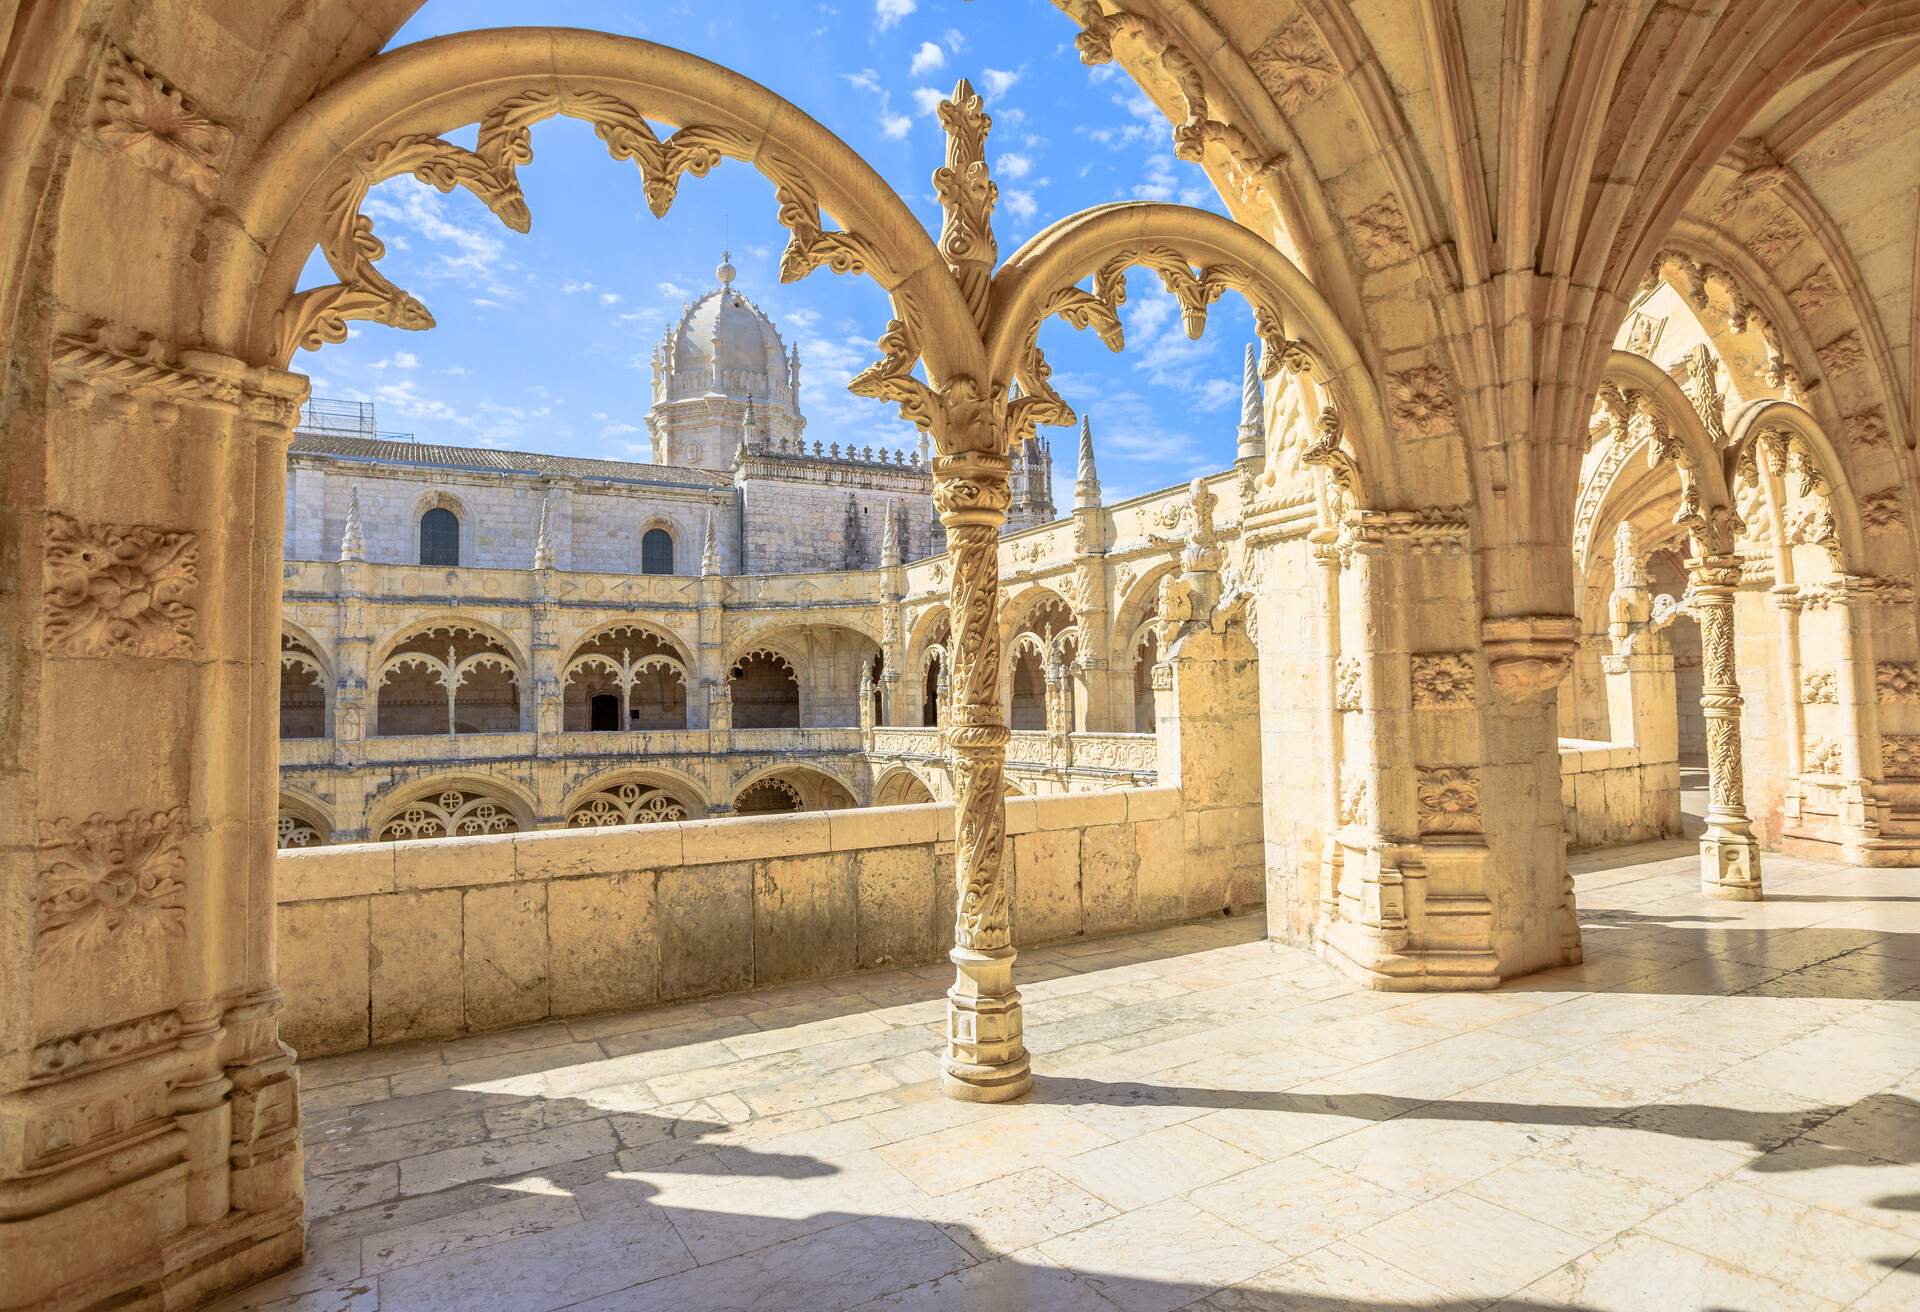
xmin=668 ymin=255 xmax=790 ymax=402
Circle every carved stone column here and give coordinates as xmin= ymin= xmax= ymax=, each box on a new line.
xmin=1690 ymin=553 xmax=1763 ymax=898
xmin=934 ymin=449 xmax=1029 ymax=1102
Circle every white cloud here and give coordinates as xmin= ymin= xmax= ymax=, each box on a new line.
xmin=843 ymin=68 xmax=883 ymax=94
xmin=561 ymin=279 xmax=595 ymax=294
xmin=600 ymin=291 xmax=622 ymax=306
xmin=785 ymin=308 xmax=822 ymax=330
xmin=909 ymin=41 xmax=945 ymax=75
xmin=362 ymin=186 xmax=510 ymax=285
xmin=1195 ymin=378 xmax=1239 ymax=412
xmin=981 ymin=67 xmax=1021 ymax=98
xmin=657 ymin=280 xmax=691 ymax=301
xmin=367 ymin=350 xmax=420 ymax=371
xmin=875 ymin=0 xmax=914 ymax=31
xmin=440 ymin=365 xmax=471 ymax=377
xmin=941 ymin=26 xmax=966 ymax=52
xmin=911 ymin=86 xmax=946 ymax=117
xmin=1003 ymin=189 xmax=1038 ymax=220
xmin=880 ymin=110 xmax=913 ymax=139
xmin=999 ymin=152 xmax=1034 ymax=179
xmin=601 ymin=421 xmax=643 ymax=437
xmin=1134 ymin=153 xmax=1180 ymax=203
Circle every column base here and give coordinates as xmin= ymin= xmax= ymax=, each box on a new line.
xmin=942 ymin=946 xmax=1031 ymax=1103
xmin=1701 ymin=822 xmax=1763 ymax=900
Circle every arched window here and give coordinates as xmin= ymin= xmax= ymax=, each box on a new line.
xmin=641 ymin=527 xmax=674 ymax=575
xmin=420 ymin=507 xmax=460 ymax=566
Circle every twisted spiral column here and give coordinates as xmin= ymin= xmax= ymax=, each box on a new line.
xmin=934 ymin=450 xmax=1030 ymax=1101
xmin=1692 ymin=554 xmax=1763 ymax=900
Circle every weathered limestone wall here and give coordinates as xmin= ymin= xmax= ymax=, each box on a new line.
xmin=275 ymin=786 xmax=1251 ymax=1057
xmin=1559 ymin=741 xmax=1683 ymax=851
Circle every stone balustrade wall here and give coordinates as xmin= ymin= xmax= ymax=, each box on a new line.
xmin=1558 ymin=738 xmax=1683 ymax=851
xmin=276 ymin=785 xmax=1254 ymax=1057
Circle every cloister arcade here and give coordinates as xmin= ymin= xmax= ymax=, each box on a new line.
xmin=11 ymin=4 xmax=1920 ymax=1308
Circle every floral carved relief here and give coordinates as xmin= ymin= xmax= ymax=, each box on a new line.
xmin=1417 ymin=767 xmax=1482 ymax=835
xmin=90 ymin=46 xmax=232 ymax=196
xmin=1800 ymin=669 xmax=1838 ymax=705
xmin=1805 ymin=736 xmax=1843 ymax=775
xmin=1844 ymin=408 xmax=1890 ymax=455
xmin=1334 ymin=657 xmax=1361 ymax=712
xmin=42 ymin=512 xmax=198 ymax=658
xmin=1816 ymin=331 xmax=1866 ymax=375
xmin=1338 ymin=761 xmax=1369 ymax=827
xmin=1350 ymin=195 xmax=1415 ymax=270
xmin=1862 ymin=491 xmax=1907 ymax=533
xmin=1787 ymin=265 xmax=1841 ymax=315
xmin=1876 ymin=662 xmax=1920 ymax=703
xmin=1387 ymin=366 xmax=1455 ymax=437
xmin=1747 ymin=208 xmax=1804 ymax=266
xmin=1882 ymin=735 xmax=1920 ymax=779
xmin=1410 ymin=652 xmax=1475 ymax=708
xmin=34 ymin=808 xmax=190 ymax=958
xmin=1247 ymin=21 xmax=1338 ymax=116
xmin=30 ymin=1010 xmax=183 ymax=1080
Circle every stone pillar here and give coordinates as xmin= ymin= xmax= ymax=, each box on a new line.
xmin=1831 ymin=579 xmax=1886 ymax=846
xmin=934 ymin=449 xmax=1029 ymax=1103
xmin=1 ymin=337 xmax=310 ymax=1309
xmin=1690 ymin=553 xmax=1763 ymax=899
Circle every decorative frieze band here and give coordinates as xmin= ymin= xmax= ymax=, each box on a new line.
xmin=51 ymin=326 xmax=307 ymax=426
xmin=29 ymin=1009 xmax=184 ymax=1081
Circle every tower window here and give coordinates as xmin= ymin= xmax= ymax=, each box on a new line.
xmin=420 ymin=507 xmax=460 ymax=566
xmin=641 ymin=527 xmax=674 ymax=575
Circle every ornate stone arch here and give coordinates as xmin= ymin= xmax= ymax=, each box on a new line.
xmin=1728 ymin=398 xmax=1877 ymax=581
xmin=371 ymin=612 xmax=529 ymax=676
xmin=561 ymin=764 xmax=709 ymax=818
xmin=873 ymin=766 xmax=936 ymax=807
xmin=1109 ymin=560 xmax=1180 ymax=670
xmin=276 ymin=789 xmax=333 ymax=849
xmin=565 ymin=618 xmax=693 ymax=668
xmin=731 ymin=760 xmax=860 ymax=804
xmin=561 ymin=767 xmax=703 ymax=827
xmin=370 ymin=772 xmax=536 ymax=840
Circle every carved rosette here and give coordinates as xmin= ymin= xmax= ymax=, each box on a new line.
xmin=42 ymin=512 xmax=198 ymax=658
xmin=1876 ymin=662 xmax=1920 ymax=703
xmin=34 ymin=807 xmax=190 ymax=958
xmin=90 ymin=46 xmax=232 ymax=196
xmin=1411 ymin=652 xmax=1476 ymax=708
xmin=935 ymin=450 xmax=1014 ymax=952
xmin=1417 ymin=767 xmax=1482 ymax=835
xmin=1882 ymin=736 xmax=1920 ymax=780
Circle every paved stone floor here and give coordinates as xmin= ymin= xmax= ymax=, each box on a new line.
xmin=222 ymin=842 xmax=1920 ymax=1311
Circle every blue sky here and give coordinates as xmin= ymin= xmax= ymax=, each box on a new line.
xmin=300 ymin=0 xmax=1257 ymax=508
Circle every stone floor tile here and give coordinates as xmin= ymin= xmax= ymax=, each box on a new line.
xmin=876 ymin=1105 xmax=1116 ymax=1196
xmin=651 ymin=1150 xmax=929 ymax=1264
xmin=207 ymin=1285 xmax=380 ymax=1312
xmin=358 ymin=1191 xmax=584 ymax=1275
xmin=846 ymin=1249 xmax=1118 ymax=1311
xmin=913 ymin=1165 xmax=1118 ymax=1260
xmin=204 ymin=1233 xmax=364 ymax=1312
xmin=1035 ymin=1197 xmax=1282 ymax=1312
xmin=1498 ymin=1231 xmax=1842 ymax=1311
xmin=307 ymin=1164 xmax=399 ymax=1220
xmin=1053 ymin=1122 xmax=1264 ymax=1211
xmin=1188 ymin=1240 xmax=1460 ymax=1311
xmin=306 ymin=1112 xmax=491 ymax=1177
xmin=374 ymin=1204 xmax=693 ymax=1312
xmin=1639 ymin=1177 xmax=1920 ymax=1303
xmin=593 ymin=1013 xmax=758 ymax=1059
xmin=1460 ymin=1152 xmax=1681 ymax=1244
xmin=570 ymin=1214 xmax=973 ymax=1312
xmin=1302 ymin=1108 xmax=1561 ymax=1199
xmin=1806 ymin=1089 xmax=1920 ymax=1162
xmin=1188 ymin=1155 xmax=1413 ymax=1256
xmin=1344 ymin=1191 xmax=1594 ymax=1301
xmin=643 ymin=1048 xmax=821 ymax=1105
xmin=1850 ymin=1252 xmax=1920 ymax=1311
xmin=1740 ymin=1139 xmax=1920 ymax=1240
xmin=395 ymin=1116 xmax=619 ymax=1196
xmin=305 ymin=1076 xmax=391 ymax=1116
xmin=738 ymin=1058 xmax=899 ymax=1116
xmin=722 ymin=1009 xmax=894 ymax=1060
xmin=1185 ymin=1089 xmax=1403 ymax=1161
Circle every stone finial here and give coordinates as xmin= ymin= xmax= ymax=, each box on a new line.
xmin=338 ymin=486 xmax=365 ymax=562
xmin=789 ymin=342 xmax=802 ymax=396
xmin=881 ymin=500 xmax=901 ymax=567
xmin=701 ymin=507 xmax=720 ymax=576
xmin=533 ymin=499 xmax=553 ymax=570
xmin=1237 ymin=342 xmax=1266 ymax=462
xmin=1075 ymin=414 xmax=1101 ymax=509
xmin=716 ymin=249 xmax=736 ymax=287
